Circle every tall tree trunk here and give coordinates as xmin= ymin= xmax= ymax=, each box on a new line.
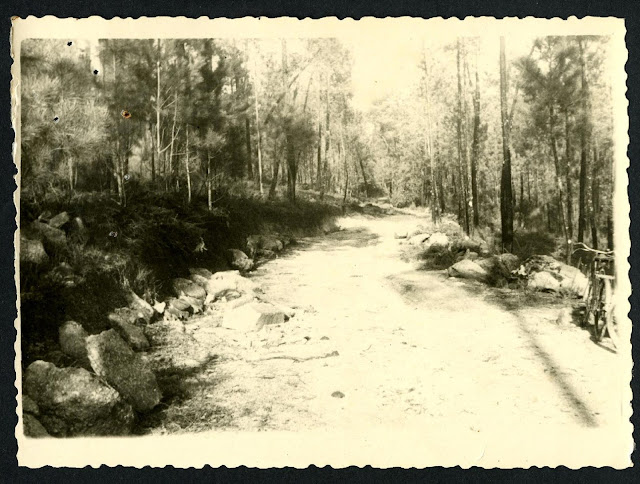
xmin=207 ymin=151 xmax=212 ymax=211
xmin=564 ymin=109 xmax=574 ymax=241
xmin=269 ymin=137 xmax=279 ymax=200
xmin=185 ymin=124 xmax=191 ymax=204
xmin=577 ymin=38 xmax=590 ymax=244
xmin=154 ymin=39 xmax=161 ymax=185
xmin=245 ymin=117 xmax=253 ymax=180
xmin=422 ymin=42 xmax=439 ymax=225
xmin=470 ymin=43 xmax=481 ymax=228
xmin=322 ymin=73 xmax=331 ymax=200
xmin=251 ymin=54 xmax=264 ymax=196
xmin=456 ymin=38 xmax=470 ymax=234
xmin=549 ymin=105 xmax=569 ymax=260
xmin=499 ymin=36 xmax=514 ymax=251
xmin=590 ymin=144 xmax=599 ymax=249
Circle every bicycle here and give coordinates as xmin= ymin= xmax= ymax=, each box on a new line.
xmin=573 ymin=242 xmax=617 ymax=348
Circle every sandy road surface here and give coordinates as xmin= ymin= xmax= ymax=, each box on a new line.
xmin=145 ymin=212 xmax=628 ymax=445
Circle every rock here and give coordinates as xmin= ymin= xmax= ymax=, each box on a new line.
xmin=190 ymin=273 xmax=210 ymax=288
xmin=206 ymin=271 xmax=257 ymax=302
xmin=408 ymin=233 xmax=431 ymax=246
xmin=246 ymin=235 xmax=286 ymax=258
xmin=394 ymin=231 xmax=408 ymax=239
xmin=108 ymin=313 xmax=150 ymax=351
xmin=447 ymin=259 xmax=488 ymax=282
xmin=528 ymin=271 xmax=561 ymax=292
xmin=477 ymin=254 xmax=520 ymax=281
xmin=557 ymin=264 xmax=589 ymax=296
xmin=223 ymin=302 xmax=287 ymax=332
xmin=125 ymin=290 xmax=156 ymax=323
xmin=23 ymin=395 xmax=40 ymax=416
xmin=321 ymin=220 xmax=339 ymax=234
xmin=167 ymin=297 xmax=193 ymax=314
xmin=153 ymin=301 xmax=166 ymax=314
xmin=259 ymin=235 xmax=285 ymax=253
xmin=109 ymin=307 xmax=145 ymax=327
xmin=189 ymin=267 xmax=213 ymax=279
xmin=497 ymin=253 xmax=520 ymax=272
xmin=23 ymin=360 xmax=135 ymax=436
xmin=30 ymin=221 xmax=67 ymax=256
xmin=257 ymin=249 xmax=277 ymax=260
xmin=20 ymin=234 xmax=49 ymax=266
xmin=520 ymin=255 xmax=588 ymax=296
xmin=424 ymin=232 xmax=450 ymax=252
xmin=172 ymin=278 xmax=207 ymax=301
xmin=48 ymin=262 xmax=79 ymax=287
xmin=179 ymin=295 xmax=204 ymax=314
xmin=37 ymin=210 xmax=53 ymax=223
xmin=58 ymin=321 xmax=91 ymax=369
xmin=226 ymin=249 xmax=254 ymax=272
xmin=165 ymin=306 xmax=189 ymax=321
xmin=48 ymin=211 xmax=70 ymax=229
xmin=86 ymin=330 xmax=161 ymax=412
xmin=23 ymin=414 xmax=50 ymax=438
xmin=331 ymin=391 xmax=345 ymax=398
xmin=464 ymin=250 xmax=479 ymax=261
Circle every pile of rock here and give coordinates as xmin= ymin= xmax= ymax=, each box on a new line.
xmin=515 ymin=255 xmax=588 ymax=296
xmin=22 ymin=281 xmax=165 ymax=438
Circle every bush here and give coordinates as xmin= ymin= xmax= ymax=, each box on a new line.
xmin=511 ymin=230 xmax=556 ymax=261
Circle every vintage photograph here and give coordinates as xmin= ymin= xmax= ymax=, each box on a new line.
xmin=12 ymin=17 xmax=631 ymax=468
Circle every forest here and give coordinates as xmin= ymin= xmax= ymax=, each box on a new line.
xmin=20 ymin=35 xmax=615 ymax=255
xmin=17 ymin=28 xmax=629 ymax=443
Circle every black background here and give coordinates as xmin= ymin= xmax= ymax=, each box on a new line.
xmin=1 ymin=1 xmax=638 ymax=482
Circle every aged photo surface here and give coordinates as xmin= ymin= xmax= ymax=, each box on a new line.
xmin=12 ymin=16 xmax=632 ymax=468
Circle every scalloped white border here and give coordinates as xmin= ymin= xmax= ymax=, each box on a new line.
xmin=11 ymin=15 xmax=632 ymax=469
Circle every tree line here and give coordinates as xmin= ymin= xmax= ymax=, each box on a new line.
xmin=20 ymin=35 xmax=615 ymax=252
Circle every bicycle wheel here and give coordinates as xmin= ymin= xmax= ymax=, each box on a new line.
xmin=593 ymin=279 xmax=607 ymax=342
xmin=603 ymin=279 xmax=618 ymax=349
xmin=583 ymin=276 xmax=595 ymax=327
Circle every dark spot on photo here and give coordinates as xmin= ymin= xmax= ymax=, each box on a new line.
xmin=67 ymin=41 xmax=73 ymax=46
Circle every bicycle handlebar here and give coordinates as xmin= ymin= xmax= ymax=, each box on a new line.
xmin=572 ymin=242 xmax=614 ymax=256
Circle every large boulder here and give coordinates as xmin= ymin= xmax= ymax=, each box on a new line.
xmin=477 ymin=253 xmax=520 ymax=281
xmin=23 ymin=414 xmax=50 ymax=438
xmin=108 ymin=312 xmax=150 ymax=351
xmin=86 ymin=330 xmax=161 ymax=412
xmin=557 ymin=264 xmax=589 ymax=296
xmin=48 ymin=211 xmax=70 ymax=229
xmin=58 ymin=321 xmax=91 ymax=369
xmin=447 ymin=259 xmax=488 ymax=282
xmin=171 ymin=278 xmax=207 ymax=301
xmin=23 ymin=360 xmax=135 ymax=436
xmin=20 ymin=234 xmax=49 ymax=266
xmin=30 ymin=221 xmax=67 ymax=256
xmin=226 ymin=249 xmax=254 ymax=272
xmin=528 ymin=271 xmax=561 ymax=292
xmin=519 ymin=255 xmax=589 ymax=296
xmin=424 ymin=232 xmax=450 ymax=252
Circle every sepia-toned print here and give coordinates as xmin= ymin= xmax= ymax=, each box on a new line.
xmin=12 ymin=16 xmax=631 ymax=468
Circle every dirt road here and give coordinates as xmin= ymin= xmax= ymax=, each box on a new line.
xmin=144 ymin=212 xmax=627 ymax=439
